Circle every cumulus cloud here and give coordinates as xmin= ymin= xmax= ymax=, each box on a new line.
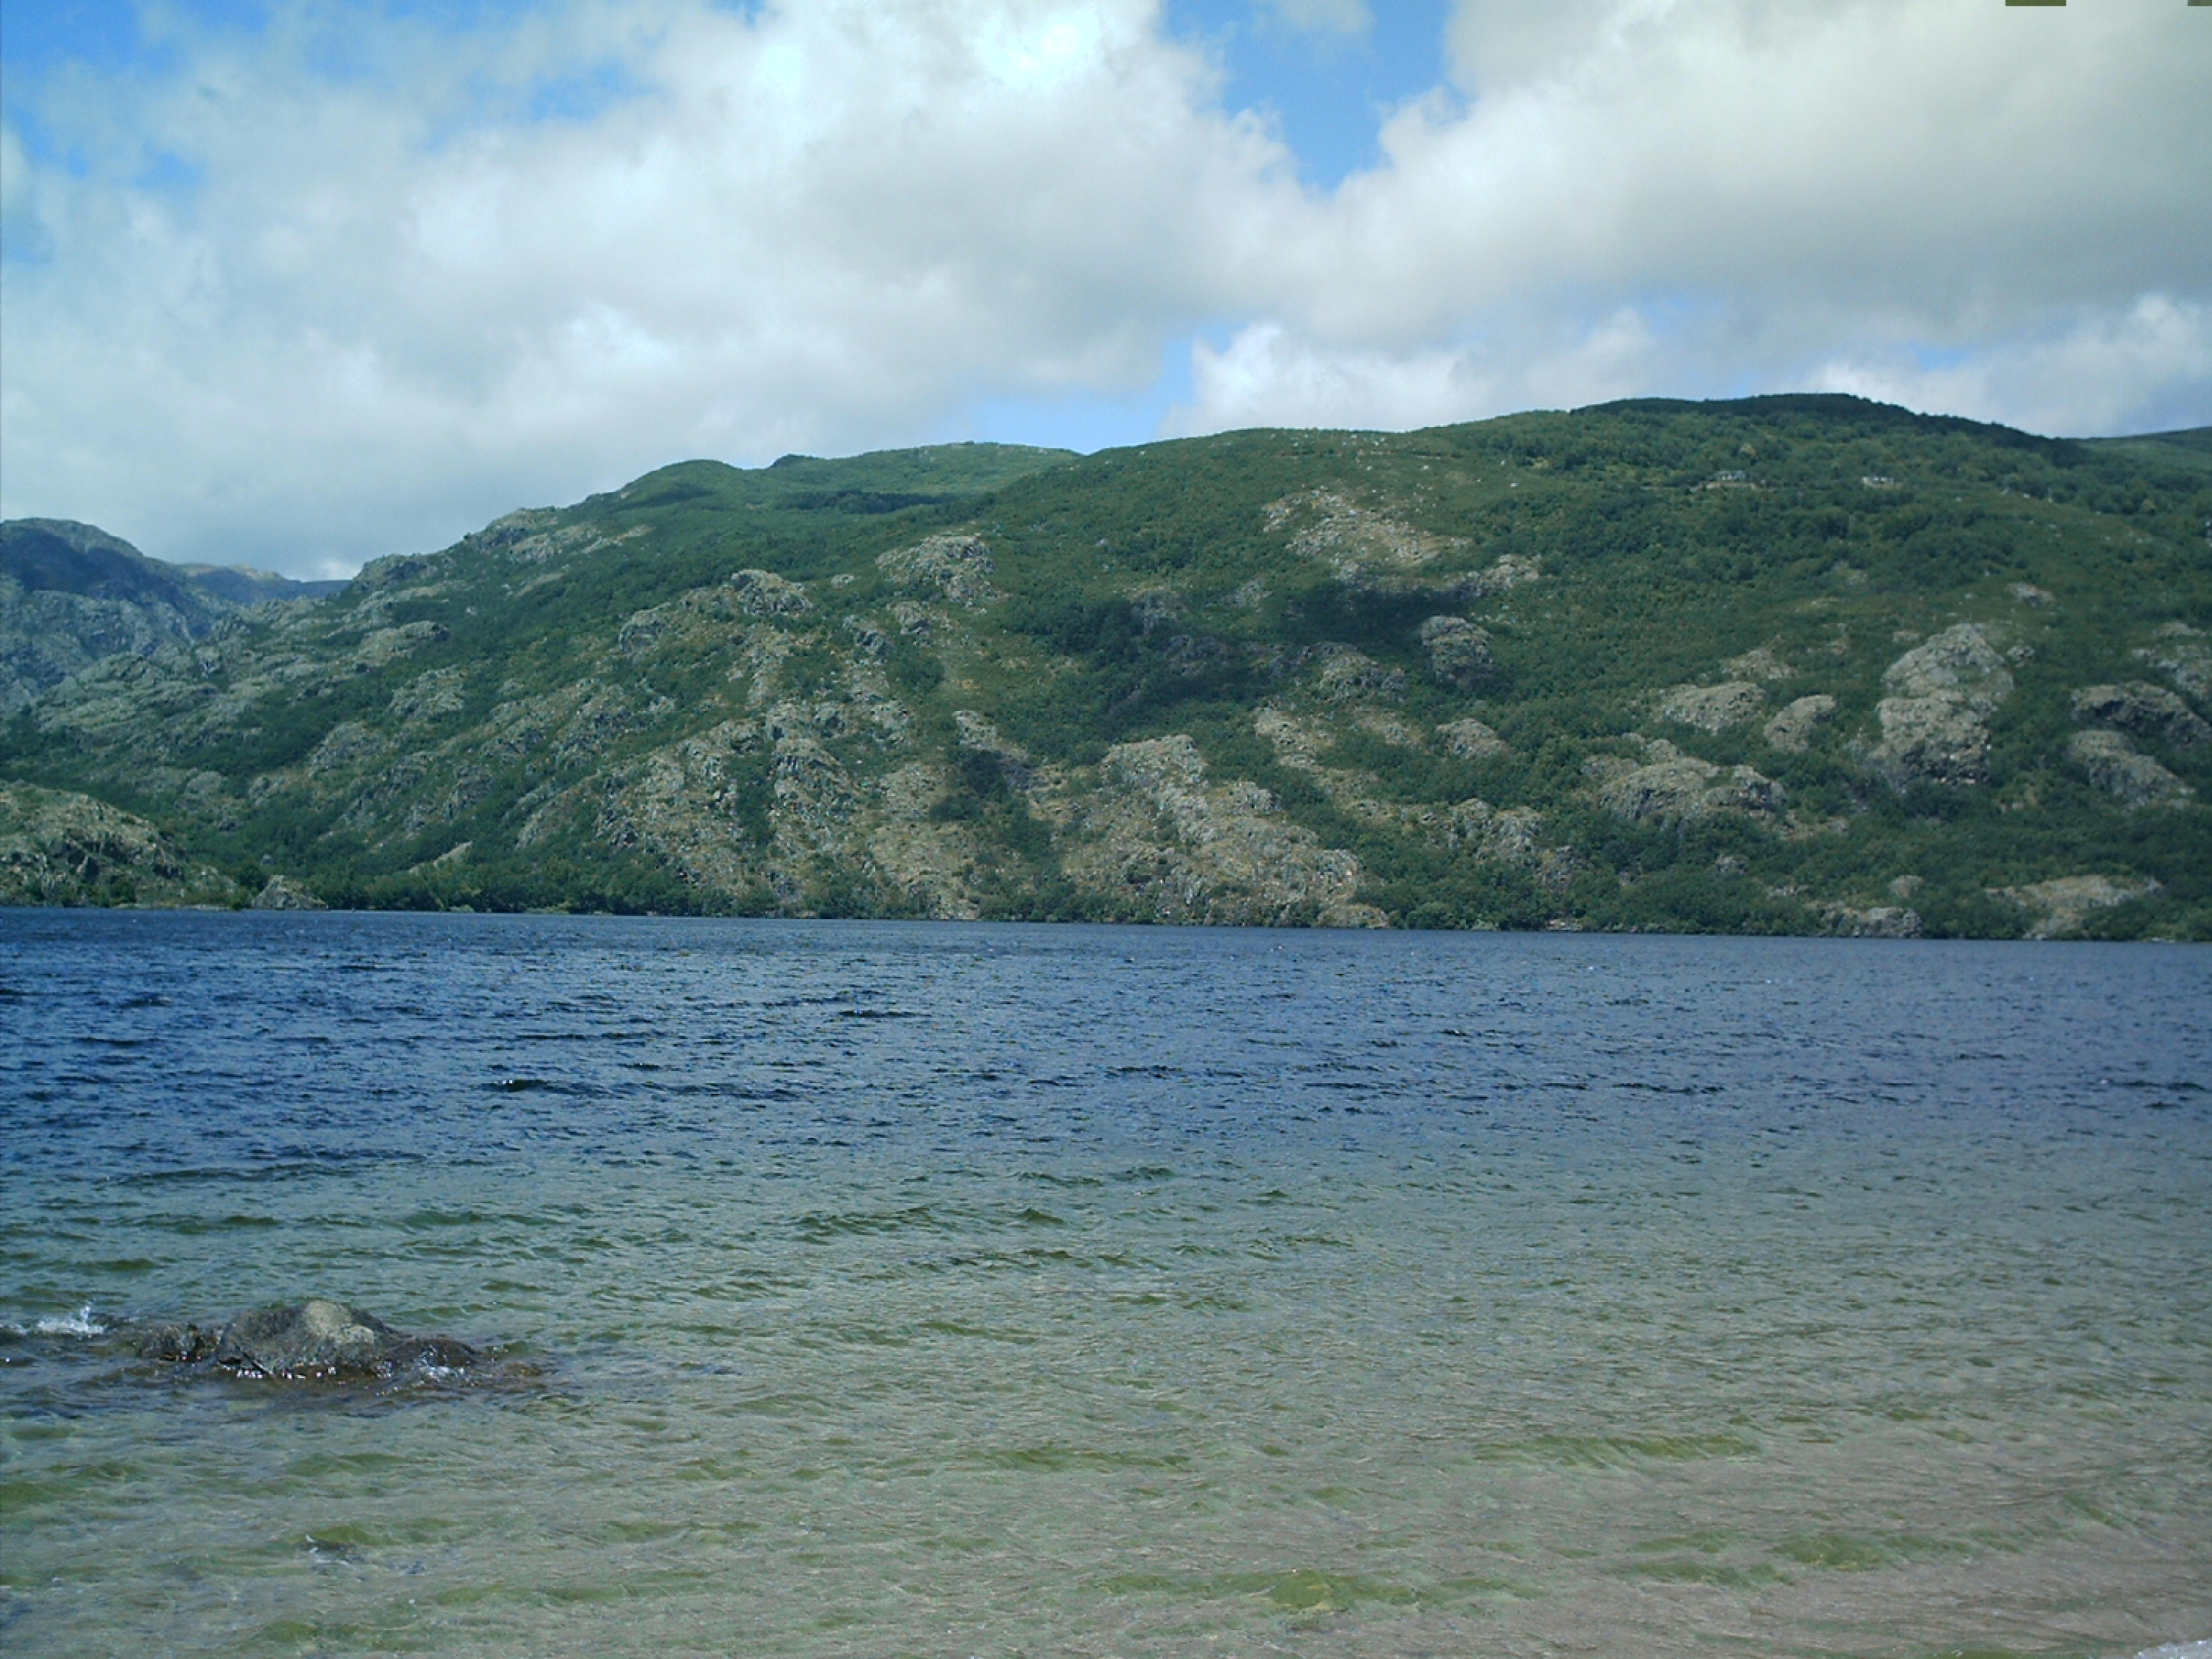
xmin=1816 ymin=296 xmax=2212 ymax=442
xmin=1 ymin=0 xmax=1296 ymax=569
xmin=1172 ymin=0 xmax=2210 ymax=439
xmin=0 ymin=0 xmax=2204 ymax=573
xmin=1168 ymin=306 xmax=1662 ymax=434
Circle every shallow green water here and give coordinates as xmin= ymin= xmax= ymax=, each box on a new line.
xmin=3 ymin=914 xmax=2207 ymax=1656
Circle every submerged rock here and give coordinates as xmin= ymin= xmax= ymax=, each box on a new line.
xmin=131 ymin=1299 xmax=480 ymax=1382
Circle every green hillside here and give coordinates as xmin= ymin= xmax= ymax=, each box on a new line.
xmin=4 ymin=399 xmax=2207 ymax=937
xmin=2 ymin=517 xmax=346 ymax=715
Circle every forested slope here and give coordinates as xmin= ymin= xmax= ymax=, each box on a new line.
xmin=5 ymin=399 xmax=2207 ymax=937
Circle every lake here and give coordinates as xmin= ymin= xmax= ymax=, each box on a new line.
xmin=2 ymin=910 xmax=2208 ymax=1657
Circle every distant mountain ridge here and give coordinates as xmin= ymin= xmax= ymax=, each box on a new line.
xmin=3 ymin=404 xmax=2207 ymax=936
xmin=0 ymin=518 xmax=346 ymax=714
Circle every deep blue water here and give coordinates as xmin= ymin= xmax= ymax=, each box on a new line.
xmin=2 ymin=912 xmax=2208 ymax=1657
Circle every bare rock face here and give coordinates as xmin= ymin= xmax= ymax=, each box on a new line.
xmin=1417 ymin=616 xmax=1493 ymax=689
xmin=1437 ymin=717 xmax=1510 ymax=760
xmin=1267 ymin=488 xmax=1469 ymax=578
xmin=1 ymin=518 xmax=239 ymax=713
xmin=1437 ymin=798 xmax=1544 ymax=865
xmin=251 ymin=874 xmax=327 ymax=910
xmin=2133 ymin=621 xmax=2210 ymax=702
xmin=1064 ymin=734 xmax=1386 ymax=927
xmin=1723 ymin=646 xmax=1796 ymax=682
xmin=1588 ymin=741 xmax=1785 ymax=824
xmin=0 ymin=782 xmax=242 ymax=907
xmin=877 ymin=535 xmax=997 ymax=608
xmin=1763 ymin=694 xmax=1837 ymax=754
xmin=1657 ymin=681 xmax=1764 ymax=734
xmin=728 ymin=569 xmax=814 ymax=618
xmin=2071 ymin=682 xmax=2210 ymax=747
xmin=1815 ymin=902 xmax=1924 ymax=939
xmin=1869 ymin=624 xmax=2013 ymax=785
xmin=131 ymin=1300 xmax=480 ymax=1382
xmin=1314 ymin=649 xmax=1406 ymax=703
xmin=2068 ymin=730 xmax=2195 ymax=808
xmin=1990 ymin=874 xmax=2163 ymax=940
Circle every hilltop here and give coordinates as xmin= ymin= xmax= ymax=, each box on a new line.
xmin=2 ymin=518 xmax=346 ymax=715
xmin=3 ymin=402 xmax=2207 ymax=937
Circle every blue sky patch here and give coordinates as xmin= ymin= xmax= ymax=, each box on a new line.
xmin=1164 ymin=0 xmax=1452 ymax=189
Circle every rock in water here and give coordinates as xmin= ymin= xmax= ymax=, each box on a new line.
xmin=131 ymin=1299 xmax=479 ymax=1382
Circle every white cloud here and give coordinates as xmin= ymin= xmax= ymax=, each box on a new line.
xmin=1168 ymin=306 xmax=1662 ymax=434
xmin=0 ymin=0 xmax=2205 ymax=574
xmin=1816 ymin=296 xmax=2212 ymax=440
xmin=1 ymin=0 xmax=1298 ymax=570
xmin=1302 ymin=0 xmax=2210 ymax=337
xmin=1169 ymin=0 xmax=2210 ymax=437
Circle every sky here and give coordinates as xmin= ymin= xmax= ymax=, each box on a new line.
xmin=2 ymin=0 xmax=2207 ymax=577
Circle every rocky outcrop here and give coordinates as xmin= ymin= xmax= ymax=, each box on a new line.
xmin=130 ymin=1300 xmax=481 ymax=1382
xmin=1990 ymin=874 xmax=2163 ymax=940
xmin=1814 ymin=902 xmax=1924 ymax=939
xmin=2071 ymin=682 xmax=2210 ymax=747
xmin=1417 ymin=616 xmax=1493 ymax=688
xmin=2134 ymin=622 xmax=2210 ymax=702
xmin=1588 ymin=741 xmax=1785 ymax=824
xmin=729 ymin=568 xmax=814 ymax=618
xmin=1314 ymin=649 xmax=1405 ymax=703
xmin=1868 ymin=624 xmax=2013 ymax=785
xmin=877 ymin=535 xmax=998 ymax=608
xmin=1723 ymin=646 xmax=1796 ymax=682
xmin=2067 ymin=730 xmax=2195 ymax=808
xmin=1437 ymin=717 xmax=1510 ymax=760
xmin=1063 ymin=735 xmax=1385 ymax=927
xmin=1657 ymin=681 xmax=1764 ymax=734
xmin=8 ymin=416 xmax=2205 ymax=940
xmin=1763 ymin=694 xmax=1837 ymax=753
xmin=0 ymin=782 xmax=242 ymax=907
xmin=0 ymin=520 xmax=249 ymax=713
xmin=251 ymin=874 xmax=327 ymax=909
xmin=1437 ymin=798 xmax=1546 ymax=866
xmin=1267 ymin=489 xmax=1470 ymax=579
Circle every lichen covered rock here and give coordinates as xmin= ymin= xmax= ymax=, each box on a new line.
xmin=2071 ymin=681 xmax=2210 ymax=747
xmin=1657 ymin=681 xmax=1765 ymax=734
xmin=877 ymin=535 xmax=998 ymax=608
xmin=1417 ymin=616 xmax=1493 ymax=689
xmin=1869 ymin=624 xmax=2013 ymax=785
xmin=1990 ymin=874 xmax=2163 ymax=940
xmin=1064 ymin=734 xmax=1385 ymax=927
xmin=1589 ymin=741 xmax=1785 ymax=824
xmin=2068 ymin=730 xmax=2195 ymax=808
xmin=1763 ymin=694 xmax=1837 ymax=753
